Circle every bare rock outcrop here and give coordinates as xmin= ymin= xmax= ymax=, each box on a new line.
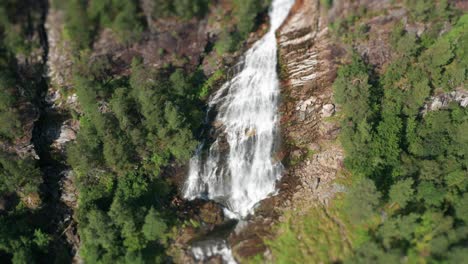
xmin=229 ymin=0 xmax=346 ymax=260
xmin=59 ymin=170 xmax=81 ymax=261
xmin=277 ymin=0 xmax=343 ymax=206
xmin=422 ymin=89 xmax=468 ymax=114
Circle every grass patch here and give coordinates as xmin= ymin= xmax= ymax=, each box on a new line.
xmin=199 ymin=69 xmax=225 ymax=99
xmin=253 ymin=202 xmax=353 ymax=263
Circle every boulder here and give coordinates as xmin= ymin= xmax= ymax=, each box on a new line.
xmin=422 ymin=90 xmax=468 ymax=114
xmin=53 ymin=123 xmax=77 ymax=149
xmin=321 ymin=103 xmax=335 ymax=117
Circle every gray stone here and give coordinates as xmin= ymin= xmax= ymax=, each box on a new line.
xmin=321 ymin=103 xmax=335 ymax=117
xmin=422 ymin=90 xmax=468 ymax=115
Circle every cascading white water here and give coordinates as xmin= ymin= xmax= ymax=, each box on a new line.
xmin=191 ymin=239 xmax=236 ymax=264
xmin=184 ymin=0 xmax=295 ymax=219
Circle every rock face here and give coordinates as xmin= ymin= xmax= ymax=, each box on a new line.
xmin=278 ymin=0 xmax=344 ymax=208
xmin=199 ymin=202 xmax=225 ymax=225
xmin=59 ymin=170 xmax=80 ymax=260
xmin=422 ymin=89 xmax=468 ymax=114
xmin=278 ymin=0 xmax=339 ymax=152
xmin=52 ymin=122 xmax=78 ymax=150
xmin=28 ymin=7 xmax=84 ymax=261
xmin=228 ymin=0 xmax=347 ymax=260
xmin=60 ymin=170 xmax=78 ymax=209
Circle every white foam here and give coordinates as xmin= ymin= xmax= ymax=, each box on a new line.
xmin=184 ymin=0 xmax=295 ymax=219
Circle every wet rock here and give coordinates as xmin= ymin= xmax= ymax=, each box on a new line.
xmin=13 ymin=144 xmax=40 ymax=160
xmin=168 ymin=218 xmax=238 ymax=264
xmin=191 ymin=238 xmax=236 ymax=264
xmin=231 ymin=236 xmax=266 ymax=260
xmin=45 ymin=88 xmax=61 ymax=105
xmin=180 ymin=227 xmax=198 ymax=245
xmin=52 ymin=121 xmax=78 ymax=151
xmin=168 ymin=226 xmax=199 ymax=264
xmin=245 ymin=128 xmax=256 ymax=137
xmin=200 ymin=201 xmax=225 ymax=225
xmin=204 ymin=255 xmax=223 ymax=264
xmin=212 ymin=120 xmax=224 ymax=129
xmin=64 ymin=223 xmax=81 ymax=264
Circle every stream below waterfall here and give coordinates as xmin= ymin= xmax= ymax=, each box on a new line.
xmin=183 ymin=0 xmax=295 ymax=262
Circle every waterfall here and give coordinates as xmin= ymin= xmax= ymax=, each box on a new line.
xmin=184 ymin=0 xmax=295 ymax=219
xmin=191 ymin=239 xmax=237 ymax=264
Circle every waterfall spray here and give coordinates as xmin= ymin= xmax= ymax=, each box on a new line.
xmin=184 ymin=0 xmax=295 ymax=219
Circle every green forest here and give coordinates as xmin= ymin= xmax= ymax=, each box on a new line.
xmin=0 ymin=0 xmax=271 ymax=263
xmin=264 ymin=1 xmax=468 ymax=263
xmin=335 ymin=17 xmax=468 ymax=262
xmin=0 ymin=0 xmax=52 ymax=262
xmin=334 ymin=2 xmax=467 ymax=262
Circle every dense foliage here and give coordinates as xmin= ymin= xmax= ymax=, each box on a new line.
xmin=0 ymin=0 xmax=270 ymax=262
xmin=334 ymin=11 xmax=468 ymax=263
xmin=264 ymin=1 xmax=467 ymax=263
xmin=52 ymin=0 xmax=270 ymax=262
xmin=0 ymin=0 xmax=41 ymax=141
xmin=56 ymin=0 xmax=271 ymax=60
xmin=0 ymin=48 xmax=23 ymax=141
xmin=52 ymin=0 xmax=145 ymax=48
xmin=153 ymin=0 xmax=209 ymax=19
xmin=214 ymin=0 xmax=272 ymax=55
xmin=64 ymin=54 xmax=207 ymax=261
xmin=0 ymin=1 xmax=54 ymax=263
xmin=6 ymin=0 xmax=464 ymax=263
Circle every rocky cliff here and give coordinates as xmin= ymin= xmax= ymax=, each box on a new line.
xmin=227 ymin=0 xmax=348 ymax=261
xmin=277 ymin=0 xmax=343 ymax=207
